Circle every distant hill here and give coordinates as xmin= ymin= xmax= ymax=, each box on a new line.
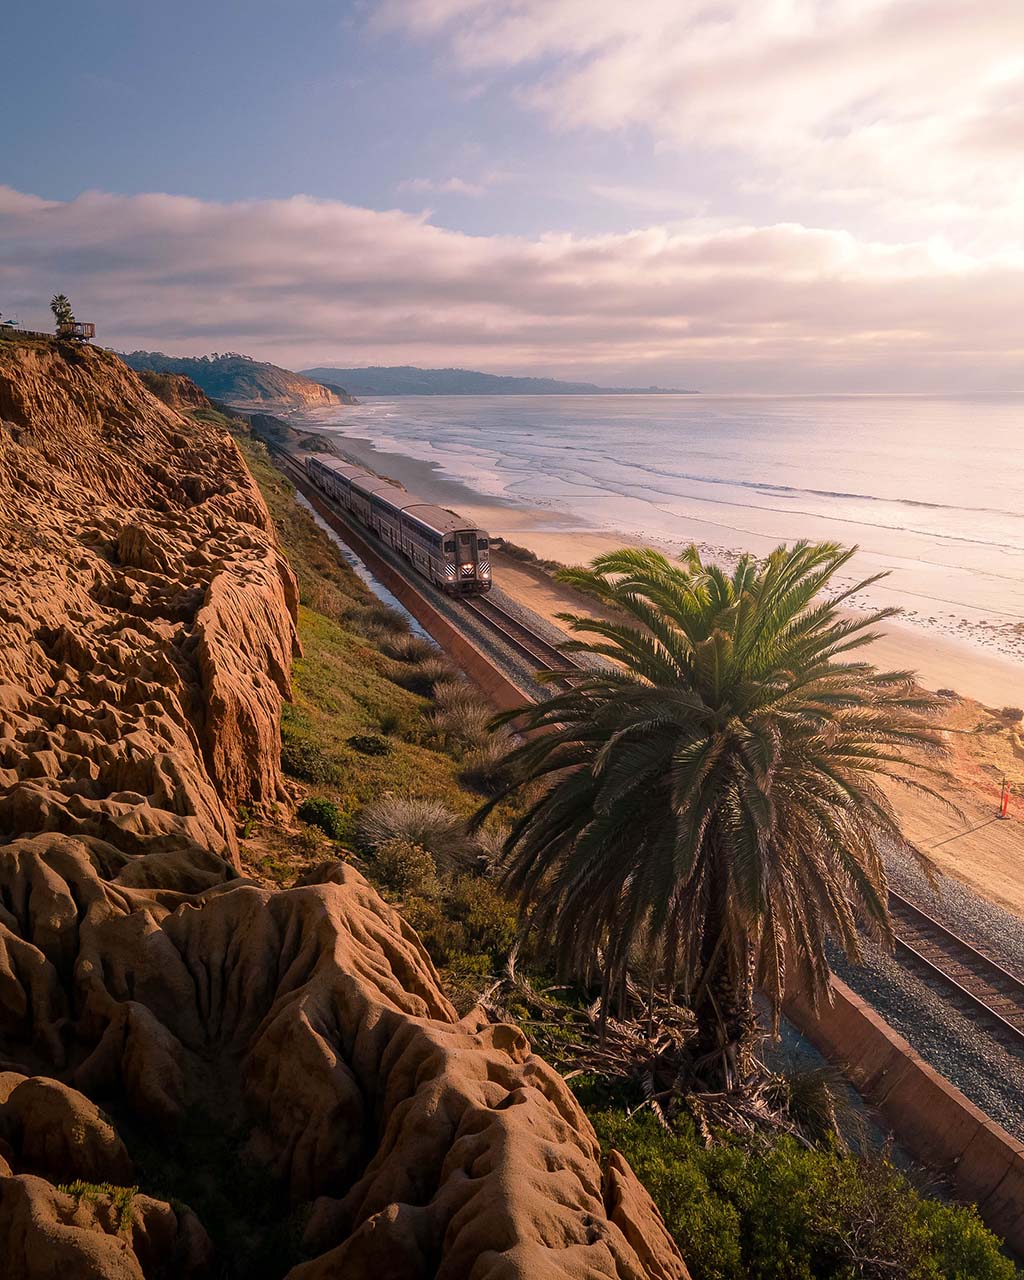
xmin=120 ymin=351 xmax=358 ymax=409
xmin=299 ymin=365 xmax=694 ymax=396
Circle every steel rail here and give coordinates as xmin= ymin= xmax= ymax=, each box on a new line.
xmin=888 ymin=890 xmax=1024 ymax=1049
xmin=460 ymin=595 xmax=586 ymax=679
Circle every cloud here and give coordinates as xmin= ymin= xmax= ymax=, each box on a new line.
xmin=2 ymin=184 xmax=1022 ymax=391
xmin=398 ymin=175 xmax=486 ymax=197
xmin=379 ymin=0 xmax=1024 ymax=247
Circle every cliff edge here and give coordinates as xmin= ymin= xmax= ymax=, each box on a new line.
xmin=0 ymin=341 xmax=689 ymax=1278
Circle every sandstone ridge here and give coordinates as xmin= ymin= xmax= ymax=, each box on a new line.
xmin=0 ymin=342 xmax=689 ymax=1278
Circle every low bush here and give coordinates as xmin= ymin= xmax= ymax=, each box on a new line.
xmin=999 ymin=706 xmax=1023 ymax=724
xmin=579 ymin=1099 xmax=1016 ymax=1280
xmin=445 ymin=874 xmax=518 ymax=961
xmin=347 ymin=733 xmax=391 ymax=756
xmin=280 ymin=736 xmax=342 ymax=786
xmin=370 ymin=838 xmax=440 ymax=896
xmin=357 ymin=794 xmax=477 ymax=870
xmin=491 ymin=537 xmax=563 ymax=573
xmin=296 ymin=796 xmax=349 ymax=840
xmin=402 ymin=894 xmax=467 ymax=964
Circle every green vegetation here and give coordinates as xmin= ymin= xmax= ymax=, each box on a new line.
xmin=50 ymin=292 xmax=74 ymax=332
xmin=369 ymin=838 xmax=440 ymax=895
xmin=481 ymin=543 xmax=947 ymax=1090
xmin=296 ymin=795 xmax=349 ymax=840
xmin=57 ymin=1180 xmax=137 ymax=1235
xmin=577 ymin=1088 xmax=1015 ymax=1280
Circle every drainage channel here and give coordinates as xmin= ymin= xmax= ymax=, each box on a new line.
xmin=296 ymin=491 xmax=431 ymax=641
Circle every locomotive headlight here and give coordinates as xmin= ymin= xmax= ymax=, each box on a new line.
xmin=461 ymin=563 xmax=473 ymax=572
xmin=480 ymin=565 xmax=491 ymax=577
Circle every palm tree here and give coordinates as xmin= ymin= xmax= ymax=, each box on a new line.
xmin=479 ymin=542 xmax=947 ymax=1091
xmin=50 ymin=293 xmax=75 ymax=333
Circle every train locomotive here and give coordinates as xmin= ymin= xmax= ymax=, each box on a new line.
xmin=305 ymin=454 xmax=492 ymax=595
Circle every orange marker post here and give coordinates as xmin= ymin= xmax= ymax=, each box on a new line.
xmin=998 ymin=779 xmax=1010 ymax=819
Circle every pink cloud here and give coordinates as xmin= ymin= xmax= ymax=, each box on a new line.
xmin=2 ymin=185 xmax=1022 ymax=391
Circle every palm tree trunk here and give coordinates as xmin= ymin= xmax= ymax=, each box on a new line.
xmin=691 ymin=888 xmax=756 ymax=1091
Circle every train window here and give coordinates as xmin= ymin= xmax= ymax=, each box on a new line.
xmin=477 ymin=538 xmax=488 ymax=549
xmin=444 ymin=539 xmax=455 ymax=553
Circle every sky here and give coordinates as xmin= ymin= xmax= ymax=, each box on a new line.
xmin=2 ymin=0 xmax=1022 ymax=391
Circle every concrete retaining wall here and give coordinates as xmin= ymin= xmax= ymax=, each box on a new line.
xmin=785 ymin=977 xmax=1024 ymax=1256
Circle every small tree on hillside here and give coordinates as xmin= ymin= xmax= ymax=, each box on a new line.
xmin=50 ymin=294 xmax=75 ymax=333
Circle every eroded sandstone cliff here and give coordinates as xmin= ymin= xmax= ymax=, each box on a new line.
xmin=0 ymin=341 xmax=688 ymax=1278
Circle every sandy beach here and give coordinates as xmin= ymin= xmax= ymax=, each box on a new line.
xmin=308 ymin=423 xmax=1024 ymax=709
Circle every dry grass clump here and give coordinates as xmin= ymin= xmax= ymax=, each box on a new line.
xmin=344 ymin=600 xmax=411 ymax=640
xmin=357 ymin=794 xmax=478 ymax=870
xmin=390 ymin=654 xmax=460 ymax=696
xmin=458 ymin=735 xmax=518 ymax=795
xmin=424 ymin=678 xmax=497 ymax=753
xmin=470 ymin=820 xmax=512 ymax=866
xmin=425 ymin=702 xmax=492 ymax=753
xmin=379 ymin=631 xmax=438 ymax=663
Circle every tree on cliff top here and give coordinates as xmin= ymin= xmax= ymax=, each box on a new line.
xmin=479 ymin=541 xmax=948 ymax=1093
xmin=50 ymin=294 xmax=75 ymax=332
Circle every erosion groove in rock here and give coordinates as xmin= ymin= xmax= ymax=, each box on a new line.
xmin=0 ymin=341 xmax=299 ymax=865
xmin=0 ymin=343 xmax=689 ymax=1278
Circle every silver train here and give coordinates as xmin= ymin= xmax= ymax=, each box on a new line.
xmin=305 ymin=454 xmax=492 ymax=595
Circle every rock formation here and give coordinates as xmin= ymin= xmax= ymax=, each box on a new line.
xmin=0 ymin=341 xmax=689 ymax=1278
xmin=121 ymin=351 xmax=358 ymax=409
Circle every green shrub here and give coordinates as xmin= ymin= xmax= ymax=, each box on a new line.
xmin=58 ymin=1182 xmax=137 ymax=1236
xmin=370 ymin=839 xmax=440 ymax=896
xmin=296 ymin=796 xmax=349 ymax=840
xmin=999 ymin=706 xmax=1022 ymax=724
xmin=281 ymin=736 xmax=341 ymax=785
xmin=402 ymin=894 xmax=467 ymax=964
xmin=579 ymin=1103 xmax=1016 ymax=1280
xmin=347 ymin=733 xmax=391 ymax=756
xmin=445 ymin=875 xmax=518 ymax=961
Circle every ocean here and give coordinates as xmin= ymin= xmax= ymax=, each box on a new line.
xmin=320 ymin=393 xmax=1024 ymax=657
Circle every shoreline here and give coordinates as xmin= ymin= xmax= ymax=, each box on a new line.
xmin=299 ymin=420 xmax=1024 ymax=710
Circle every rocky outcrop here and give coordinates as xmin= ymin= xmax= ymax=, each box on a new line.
xmin=121 ymin=351 xmax=358 ymax=409
xmin=137 ymin=370 xmax=212 ymax=413
xmin=0 ymin=340 xmax=688 ymax=1278
xmin=0 ymin=341 xmax=298 ymax=867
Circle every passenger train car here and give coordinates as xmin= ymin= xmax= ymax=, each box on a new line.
xmin=305 ymin=454 xmax=492 ymax=595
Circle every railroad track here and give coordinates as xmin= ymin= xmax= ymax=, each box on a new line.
xmin=889 ymin=890 xmax=1024 ymax=1049
xmin=461 ymin=595 xmax=586 ymax=680
xmin=271 ymin=445 xmax=587 ymax=683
